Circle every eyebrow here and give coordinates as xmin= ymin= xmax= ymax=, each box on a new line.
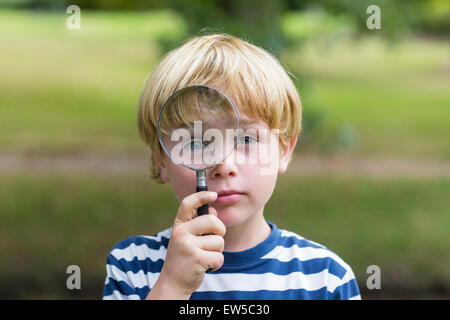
xmin=174 ymin=117 xmax=260 ymax=131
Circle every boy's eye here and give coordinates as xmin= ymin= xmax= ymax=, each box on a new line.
xmin=237 ymin=134 xmax=258 ymax=145
xmin=185 ymin=139 xmax=206 ymax=151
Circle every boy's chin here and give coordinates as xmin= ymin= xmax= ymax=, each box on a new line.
xmin=214 ymin=207 xmax=250 ymax=228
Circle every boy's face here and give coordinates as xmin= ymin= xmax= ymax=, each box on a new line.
xmin=156 ymin=113 xmax=297 ymax=228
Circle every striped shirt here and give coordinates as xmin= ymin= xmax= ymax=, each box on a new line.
xmin=103 ymin=221 xmax=361 ymax=300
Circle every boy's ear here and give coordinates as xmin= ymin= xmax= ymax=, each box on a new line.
xmin=153 ymin=154 xmax=170 ymax=182
xmin=278 ymin=135 xmax=298 ymax=174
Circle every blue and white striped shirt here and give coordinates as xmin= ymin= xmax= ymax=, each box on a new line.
xmin=103 ymin=221 xmax=361 ymax=300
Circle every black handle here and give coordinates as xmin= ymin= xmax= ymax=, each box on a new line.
xmin=196 ymin=185 xmax=213 ymax=273
xmin=196 ymin=185 xmax=209 ymax=216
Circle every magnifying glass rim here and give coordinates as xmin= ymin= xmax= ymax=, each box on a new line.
xmin=157 ymin=84 xmax=241 ymax=171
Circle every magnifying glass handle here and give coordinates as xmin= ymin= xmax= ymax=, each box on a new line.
xmin=196 ymin=185 xmax=209 ymax=216
xmin=196 ymin=185 xmax=212 ymax=273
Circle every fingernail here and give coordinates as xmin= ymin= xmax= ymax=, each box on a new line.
xmin=209 ymin=192 xmax=217 ymax=198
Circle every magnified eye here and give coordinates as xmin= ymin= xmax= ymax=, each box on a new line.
xmin=186 ymin=139 xmax=206 ymax=151
xmin=237 ymin=134 xmax=258 ymax=145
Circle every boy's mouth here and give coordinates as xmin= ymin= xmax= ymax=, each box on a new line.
xmin=215 ymin=190 xmax=244 ymax=204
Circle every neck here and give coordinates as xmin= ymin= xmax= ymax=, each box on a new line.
xmin=223 ymin=208 xmax=272 ymax=252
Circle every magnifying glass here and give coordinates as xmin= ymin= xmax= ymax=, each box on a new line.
xmin=157 ymin=85 xmax=240 ymax=216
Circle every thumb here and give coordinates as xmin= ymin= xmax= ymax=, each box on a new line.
xmin=175 ymin=191 xmax=218 ymax=223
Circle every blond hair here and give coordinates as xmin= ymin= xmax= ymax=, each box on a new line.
xmin=137 ymin=33 xmax=302 ymax=184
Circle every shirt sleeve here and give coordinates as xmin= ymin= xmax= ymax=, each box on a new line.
xmin=102 ymin=251 xmax=142 ymax=300
xmin=328 ymin=265 xmax=361 ymax=300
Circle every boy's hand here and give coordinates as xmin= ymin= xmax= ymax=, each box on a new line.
xmin=147 ymin=191 xmax=225 ymax=299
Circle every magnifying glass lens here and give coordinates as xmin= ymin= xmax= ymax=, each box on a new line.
xmin=158 ymin=86 xmax=239 ymax=171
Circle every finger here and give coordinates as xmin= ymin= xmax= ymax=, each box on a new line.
xmin=194 ymin=234 xmax=225 ymax=252
xmin=199 ymin=250 xmax=224 ymax=272
xmin=186 ymin=213 xmax=226 ymax=237
xmin=208 ymin=206 xmax=218 ymax=217
xmin=175 ymin=191 xmax=218 ymax=223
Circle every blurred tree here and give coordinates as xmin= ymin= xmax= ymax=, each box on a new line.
xmin=3 ymin=0 xmax=447 ymax=37
xmin=165 ymin=0 xmax=287 ymax=56
xmin=284 ymin=0 xmax=449 ymax=37
xmin=3 ymin=0 xmax=447 ymax=154
xmin=420 ymin=0 xmax=450 ymax=36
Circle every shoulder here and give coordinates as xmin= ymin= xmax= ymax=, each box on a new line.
xmin=106 ymin=227 xmax=172 ymax=270
xmin=274 ymin=228 xmax=353 ymax=273
xmin=103 ymin=227 xmax=172 ymax=300
xmin=267 ymin=227 xmax=361 ymax=299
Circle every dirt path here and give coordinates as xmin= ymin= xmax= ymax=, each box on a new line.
xmin=287 ymin=154 xmax=450 ymax=178
xmin=1 ymin=153 xmax=449 ymax=178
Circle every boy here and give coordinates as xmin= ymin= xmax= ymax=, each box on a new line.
xmin=103 ymin=33 xmax=361 ymax=300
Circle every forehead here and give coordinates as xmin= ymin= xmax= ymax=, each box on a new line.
xmin=238 ymin=114 xmax=268 ymax=129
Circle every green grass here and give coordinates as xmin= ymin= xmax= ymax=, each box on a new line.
xmin=0 ymin=10 xmax=449 ymax=299
xmin=269 ymin=175 xmax=450 ymax=292
xmin=0 ymin=173 xmax=448 ymax=298
xmin=306 ymin=79 xmax=450 ymax=158
xmin=0 ymin=173 xmax=178 ymax=299
xmin=0 ymin=10 xmax=186 ymax=155
xmin=284 ymin=37 xmax=450 ymax=159
xmin=0 ymin=10 xmax=449 ymax=158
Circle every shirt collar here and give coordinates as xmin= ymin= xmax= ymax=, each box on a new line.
xmin=219 ymin=220 xmax=280 ymax=268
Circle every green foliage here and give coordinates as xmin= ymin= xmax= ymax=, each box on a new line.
xmin=421 ymin=0 xmax=450 ymax=35
xmin=1 ymin=173 xmax=448 ymax=298
xmin=165 ymin=0 xmax=287 ymax=54
xmin=0 ymin=9 xmax=449 ymax=299
xmin=282 ymin=9 xmax=356 ymax=44
xmin=1 ymin=10 xmax=449 ymax=158
xmin=284 ymin=37 xmax=450 ymax=158
xmin=3 ymin=0 xmax=447 ymax=36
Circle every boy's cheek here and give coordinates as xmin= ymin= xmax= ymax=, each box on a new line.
xmin=247 ymin=168 xmax=278 ymax=206
xmin=253 ymin=131 xmax=282 ymax=176
xmin=257 ymin=146 xmax=281 ymax=176
xmin=167 ymin=166 xmax=198 ymax=200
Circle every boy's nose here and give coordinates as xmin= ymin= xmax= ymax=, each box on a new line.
xmin=210 ymin=158 xmax=238 ymax=179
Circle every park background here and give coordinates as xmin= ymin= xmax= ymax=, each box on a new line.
xmin=0 ymin=0 xmax=449 ymax=299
